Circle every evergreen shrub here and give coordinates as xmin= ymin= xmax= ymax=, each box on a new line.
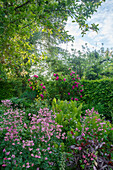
xmin=80 ymin=79 xmax=113 ymax=121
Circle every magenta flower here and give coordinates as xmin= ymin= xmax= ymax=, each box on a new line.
xmin=72 ymin=71 xmax=75 ymax=74
xmin=68 ymin=92 xmax=70 ymax=95
xmin=53 ymin=73 xmax=56 ymax=76
xmin=42 ymin=86 xmax=46 ymax=89
xmin=2 ymin=164 xmax=7 ymax=167
xmin=40 ymin=94 xmax=44 ymax=98
xmin=80 ymin=90 xmax=83 ymax=92
xmin=76 ymin=84 xmax=78 ymax=88
xmin=55 ymin=76 xmax=59 ymax=80
xmin=71 ymin=98 xmax=73 ymax=100
xmin=72 ymin=85 xmax=75 ymax=89
xmin=80 ymin=95 xmax=82 ymax=98
xmin=28 ymin=79 xmax=31 ymax=81
xmin=30 ymin=86 xmax=32 ymax=89
xmin=74 ymin=98 xmax=78 ymax=101
xmin=70 ymin=73 xmax=72 ymax=76
xmin=40 ymin=83 xmax=43 ymax=86
xmin=63 ymin=78 xmax=66 ymax=81
xmin=72 ymin=78 xmax=75 ymax=80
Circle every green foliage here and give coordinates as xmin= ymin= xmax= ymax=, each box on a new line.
xmin=52 ymin=98 xmax=82 ymax=134
xmin=0 ymin=80 xmax=23 ymax=101
xmin=80 ymin=79 xmax=113 ymax=121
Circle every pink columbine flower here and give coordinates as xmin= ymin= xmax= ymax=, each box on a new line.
xmin=55 ymin=76 xmax=59 ymax=80
xmin=64 ymin=78 xmax=66 ymax=81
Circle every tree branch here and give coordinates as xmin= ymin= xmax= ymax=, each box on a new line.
xmin=14 ymin=0 xmax=31 ymax=10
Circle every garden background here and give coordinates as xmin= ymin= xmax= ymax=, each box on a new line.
xmin=0 ymin=0 xmax=113 ymax=169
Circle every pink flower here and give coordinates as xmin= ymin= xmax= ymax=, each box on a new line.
xmin=42 ymin=86 xmax=46 ymax=89
xmin=72 ymin=85 xmax=75 ymax=89
xmin=82 ymin=155 xmax=86 ymax=158
xmin=53 ymin=73 xmax=56 ymax=76
xmin=30 ymin=86 xmax=32 ymax=89
xmin=71 ymin=98 xmax=73 ymax=100
xmin=28 ymin=79 xmax=31 ymax=81
xmin=74 ymin=98 xmax=78 ymax=101
xmin=3 ymin=148 xmax=6 ymax=152
xmin=80 ymin=90 xmax=83 ymax=92
xmin=12 ymin=155 xmax=15 ymax=158
xmin=63 ymin=78 xmax=66 ymax=81
xmin=68 ymin=93 xmax=70 ymax=95
xmin=70 ymin=73 xmax=72 ymax=76
xmin=6 ymin=151 xmax=10 ymax=155
xmin=55 ymin=76 xmax=59 ymax=80
xmin=45 ymin=157 xmax=48 ymax=160
xmin=40 ymin=83 xmax=43 ymax=86
xmin=78 ymin=147 xmax=82 ymax=150
xmin=72 ymin=71 xmax=75 ymax=74
xmin=80 ymin=95 xmax=82 ymax=98
xmin=72 ymin=78 xmax=75 ymax=80
xmin=2 ymin=164 xmax=7 ymax=167
xmin=40 ymin=94 xmax=44 ymax=98
xmin=75 ymin=84 xmax=78 ymax=88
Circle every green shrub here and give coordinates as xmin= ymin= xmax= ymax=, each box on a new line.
xmin=80 ymin=79 xmax=113 ymax=121
xmin=52 ymin=98 xmax=82 ymax=134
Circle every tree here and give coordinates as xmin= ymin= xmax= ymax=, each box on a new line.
xmin=0 ymin=0 xmax=105 ymax=79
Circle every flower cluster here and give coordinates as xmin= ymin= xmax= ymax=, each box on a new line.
xmin=53 ymin=70 xmax=84 ymax=101
xmin=0 ymin=105 xmax=66 ymax=169
xmin=28 ymin=75 xmax=46 ymax=100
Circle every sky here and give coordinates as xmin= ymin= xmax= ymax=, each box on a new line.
xmin=61 ymin=0 xmax=113 ymax=53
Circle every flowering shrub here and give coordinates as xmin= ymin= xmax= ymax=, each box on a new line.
xmin=0 ymin=102 xmax=66 ymax=169
xmin=28 ymin=75 xmax=47 ymax=100
xmin=52 ymin=70 xmax=84 ymax=101
xmin=66 ymin=108 xmax=113 ymax=169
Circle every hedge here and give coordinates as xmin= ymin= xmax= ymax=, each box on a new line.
xmin=80 ymin=79 xmax=113 ymax=121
